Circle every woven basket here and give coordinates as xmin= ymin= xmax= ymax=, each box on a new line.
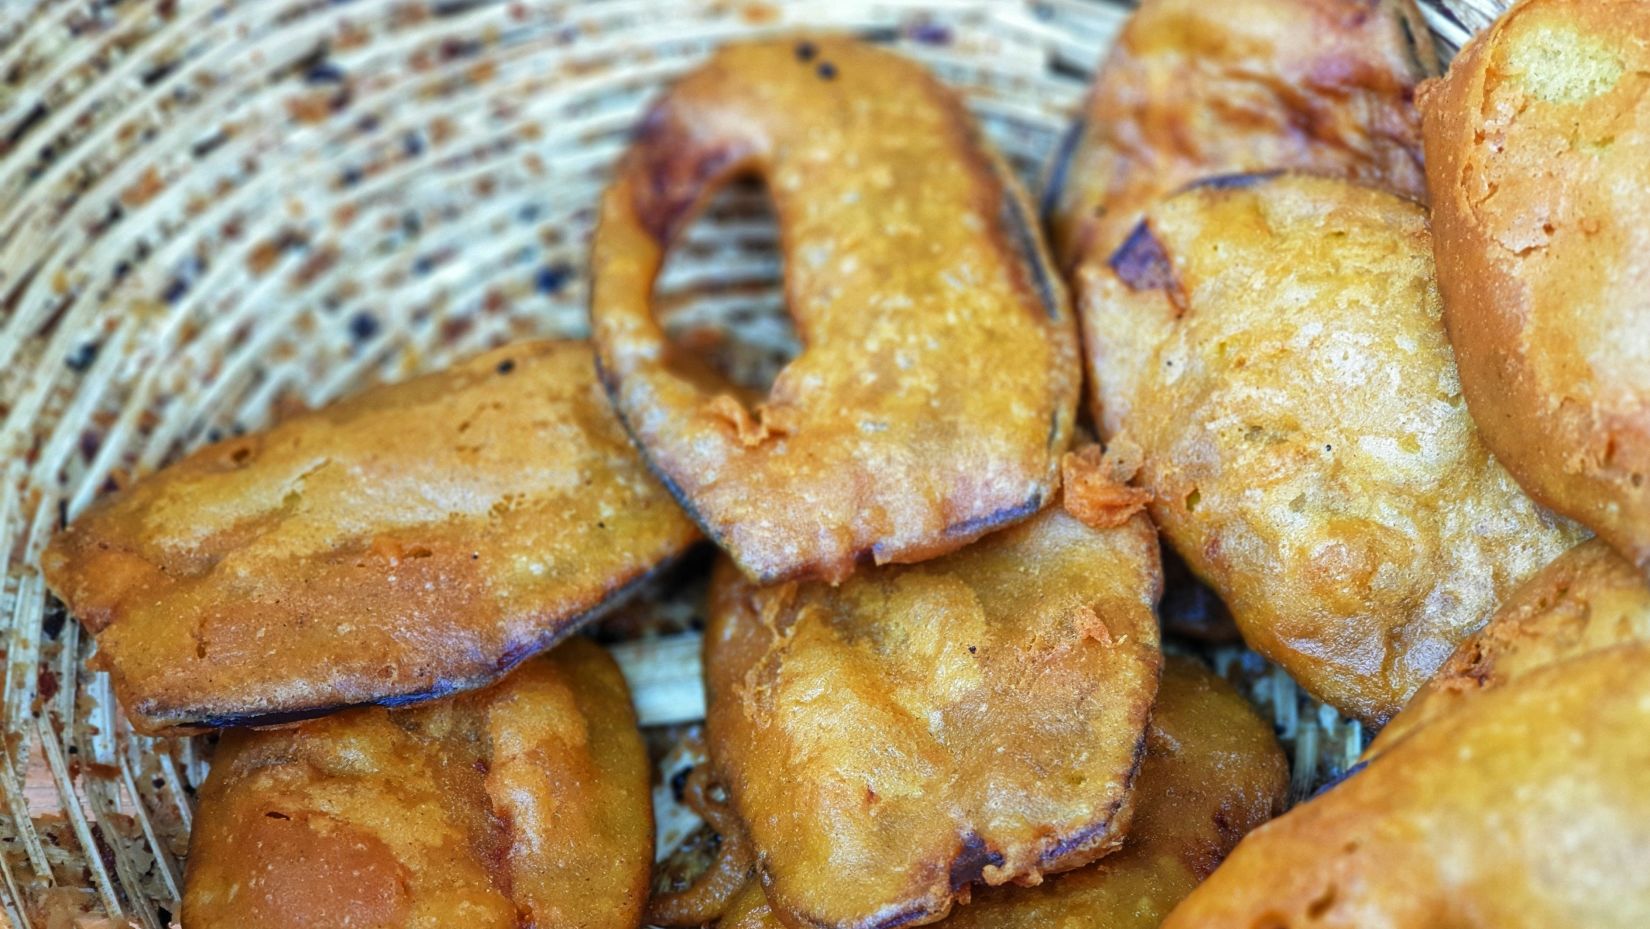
xmin=0 ymin=1 xmax=1510 ymax=926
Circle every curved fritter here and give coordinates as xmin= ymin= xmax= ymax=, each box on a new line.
xmin=1373 ymin=538 xmax=1650 ymax=751
xmin=697 ymin=659 xmax=1285 ymax=929
xmin=41 ymin=341 xmax=699 ymax=735
xmin=1046 ymin=0 xmax=1433 ymax=274
xmin=704 ymin=501 xmax=1163 ymax=929
xmin=1421 ymin=0 xmax=1650 ymax=577
xmin=1160 ymin=643 xmax=1650 ymax=929
xmin=183 ymin=638 xmax=653 ymax=929
xmin=591 ymin=37 xmax=1079 ymax=584
xmin=1085 ymin=174 xmax=1585 ymax=723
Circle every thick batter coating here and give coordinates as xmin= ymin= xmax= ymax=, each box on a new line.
xmin=591 ymin=37 xmax=1079 ymax=585
xmin=41 ymin=341 xmax=699 ymax=735
xmin=1421 ymin=0 xmax=1650 ymax=577
xmin=1159 ymin=649 xmax=1650 ymax=928
xmin=695 ymin=659 xmax=1285 ymax=929
xmin=1046 ymin=0 xmax=1433 ymax=274
xmin=1374 ymin=538 xmax=1650 ymax=751
xmin=1086 ymin=174 xmax=1584 ymax=723
xmin=703 ymin=502 xmax=1162 ymax=929
xmin=183 ymin=638 xmax=653 ymax=929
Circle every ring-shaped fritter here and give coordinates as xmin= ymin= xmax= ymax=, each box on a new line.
xmin=590 ymin=37 xmax=1080 ymax=585
xmin=183 ymin=638 xmax=653 ymax=929
xmin=1421 ymin=0 xmax=1650 ymax=578
xmin=703 ymin=496 xmax=1163 ymax=929
xmin=1083 ymin=174 xmax=1584 ymax=723
xmin=42 ymin=341 xmax=699 ymax=734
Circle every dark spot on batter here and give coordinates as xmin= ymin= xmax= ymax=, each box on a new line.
xmin=496 ymin=358 xmax=516 ymax=375
xmin=1109 ymin=222 xmax=1177 ymax=292
xmin=816 ymin=62 xmax=837 ymax=80
xmin=795 ymin=41 xmax=817 ymax=62
xmin=948 ymin=834 xmax=1004 ymax=891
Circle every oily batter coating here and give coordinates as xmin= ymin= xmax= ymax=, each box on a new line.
xmin=183 ymin=638 xmax=653 ymax=929
xmin=591 ymin=37 xmax=1079 ymax=585
xmin=1373 ymin=538 xmax=1650 ymax=751
xmin=703 ymin=502 xmax=1163 ymax=929
xmin=1158 ymin=645 xmax=1650 ymax=929
xmin=693 ymin=659 xmax=1286 ymax=929
xmin=1421 ymin=0 xmax=1650 ymax=577
xmin=41 ymin=341 xmax=699 ymax=735
xmin=1087 ymin=174 xmax=1584 ymax=723
xmin=1045 ymin=0 xmax=1433 ymax=274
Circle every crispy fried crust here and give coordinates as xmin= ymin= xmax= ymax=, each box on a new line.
xmin=590 ymin=37 xmax=1080 ymax=585
xmin=1420 ymin=0 xmax=1650 ymax=577
xmin=183 ymin=638 xmax=653 ymax=929
xmin=701 ymin=659 xmax=1286 ymax=929
xmin=1086 ymin=174 xmax=1585 ymax=723
xmin=1046 ymin=0 xmax=1433 ymax=274
xmin=40 ymin=341 xmax=699 ymax=735
xmin=1160 ymin=644 xmax=1650 ymax=929
xmin=1373 ymin=538 xmax=1650 ymax=752
xmin=703 ymin=504 xmax=1163 ymax=929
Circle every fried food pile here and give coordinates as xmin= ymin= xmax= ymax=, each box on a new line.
xmin=36 ymin=0 xmax=1650 ymax=925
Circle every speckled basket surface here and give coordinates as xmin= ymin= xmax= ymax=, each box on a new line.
xmin=0 ymin=1 xmax=1509 ymax=926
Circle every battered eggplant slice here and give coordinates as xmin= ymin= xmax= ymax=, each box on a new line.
xmin=591 ymin=37 xmax=1080 ymax=584
xmin=1046 ymin=0 xmax=1433 ymax=274
xmin=703 ymin=496 xmax=1163 ymax=929
xmin=183 ymin=638 xmax=653 ymax=929
xmin=1086 ymin=174 xmax=1584 ymax=723
xmin=41 ymin=341 xmax=699 ymax=735
xmin=1421 ymin=0 xmax=1650 ymax=578
xmin=1159 ymin=602 xmax=1650 ymax=927
xmin=677 ymin=659 xmax=1285 ymax=929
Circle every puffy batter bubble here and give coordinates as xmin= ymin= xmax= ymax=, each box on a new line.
xmin=41 ymin=341 xmax=699 ymax=735
xmin=183 ymin=639 xmax=654 ymax=929
xmin=1085 ymin=174 xmax=1585 ymax=722
xmin=1046 ymin=0 xmax=1434 ymax=275
xmin=1161 ymin=631 xmax=1650 ymax=927
xmin=703 ymin=500 xmax=1163 ymax=929
xmin=1421 ymin=0 xmax=1650 ymax=579
xmin=590 ymin=37 xmax=1080 ymax=585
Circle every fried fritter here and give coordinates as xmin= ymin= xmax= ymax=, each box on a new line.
xmin=1421 ymin=0 xmax=1650 ymax=578
xmin=590 ymin=37 xmax=1080 ymax=585
xmin=183 ymin=638 xmax=653 ymax=929
xmin=1373 ymin=538 xmax=1650 ymax=751
xmin=1159 ymin=602 xmax=1650 ymax=927
xmin=1046 ymin=0 xmax=1433 ymax=273
xmin=1084 ymin=174 xmax=1585 ymax=723
xmin=41 ymin=341 xmax=699 ymax=735
xmin=703 ymin=500 xmax=1163 ymax=929
xmin=687 ymin=658 xmax=1285 ymax=929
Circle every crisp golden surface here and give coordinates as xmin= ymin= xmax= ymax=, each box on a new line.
xmin=590 ymin=37 xmax=1079 ymax=584
xmin=1160 ymin=645 xmax=1650 ymax=928
xmin=1374 ymin=538 xmax=1650 ymax=751
xmin=183 ymin=638 xmax=653 ymax=929
xmin=1047 ymin=0 xmax=1432 ymax=273
xmin=1421 ymin=0 xmax=1650 ymax=577
xmin=1084 ymin=175 xmax=1584 ymax=722
xmin=41 ymin=341 xmax=699 ymax=734
xmin=703 ymin=659 xmax=1285 ymax=929
xmin=704 ymin=503 xmax=1163 ymax=929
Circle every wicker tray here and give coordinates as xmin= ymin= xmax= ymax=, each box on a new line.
xmin=0 ymin=1 xmax=1509 ymax=926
